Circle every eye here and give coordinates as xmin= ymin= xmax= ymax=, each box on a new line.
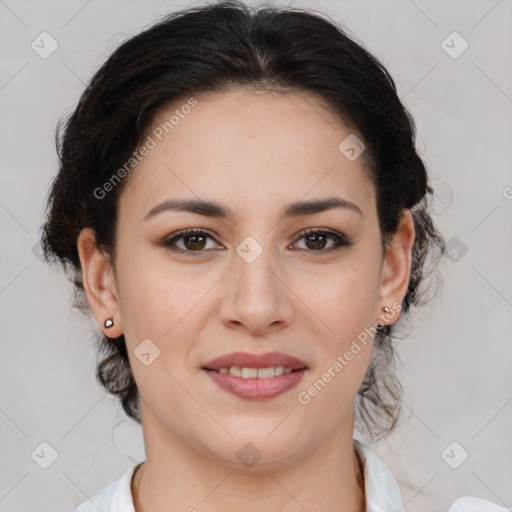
xmin=291 ymin=228 xmax=353 ymax=253
xmin=161 ymin=228 xmax=222 ymax=254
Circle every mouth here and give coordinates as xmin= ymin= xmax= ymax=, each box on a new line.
xmin=202 ymin=366 xmax=307 ymax=400
xmin=201 ymin=351 xmax=308 ymax=400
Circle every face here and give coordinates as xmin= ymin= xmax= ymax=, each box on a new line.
xmin=79 ymin=87 xmax=414 ymax=469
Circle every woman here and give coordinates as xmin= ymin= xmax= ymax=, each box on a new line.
xmin=40 ymin=1 xmax=506 ymax=510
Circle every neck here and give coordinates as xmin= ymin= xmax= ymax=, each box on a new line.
xmin=132 ymin=416 xmax=366 ymax=512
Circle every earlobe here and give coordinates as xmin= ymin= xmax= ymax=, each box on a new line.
xmin=377 ymin=210 xmax=416 ymax=325
xmin=76 ymin=227 xmax=123 ymax=337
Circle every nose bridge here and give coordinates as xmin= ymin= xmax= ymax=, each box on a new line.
xmin=220 ymin=232 xmax=293 ymax=331
xmin=233 ymin=234 xmax=280 ymax=302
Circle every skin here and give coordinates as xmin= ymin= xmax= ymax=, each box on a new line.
xmin=77 ymin=87 xmax=415 ymax=512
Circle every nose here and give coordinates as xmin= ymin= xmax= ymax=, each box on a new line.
xmin=218 ymin=243 xmax=294 ymax=336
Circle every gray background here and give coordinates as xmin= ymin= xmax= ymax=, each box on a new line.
xmin=0 ymin=0 xmax=511 ymax=510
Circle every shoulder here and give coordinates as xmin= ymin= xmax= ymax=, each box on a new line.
xmin=353 ymin=440 xmax=509 ymax=512
xmin=74 ymin=462 xmax=142 ymax=512
xmin=448 ymin=497 xmax=510 ymax=511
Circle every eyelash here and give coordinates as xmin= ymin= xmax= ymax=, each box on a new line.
xmin=160 ymin=228 xmax=353 ymax=256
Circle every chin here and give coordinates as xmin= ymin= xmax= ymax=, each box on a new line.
xmin=196 ymin=426 xmax=308 ymax=470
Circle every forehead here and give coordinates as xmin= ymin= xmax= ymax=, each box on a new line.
xmin=119 ymin=87 xmax=376 ymax=220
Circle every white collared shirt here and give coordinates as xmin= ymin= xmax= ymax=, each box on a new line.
xmin=75 ymin=439 xmax=509 ymax=512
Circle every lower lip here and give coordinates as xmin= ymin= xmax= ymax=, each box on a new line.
xmin=203 ymin=369 xmax=307 ymax=400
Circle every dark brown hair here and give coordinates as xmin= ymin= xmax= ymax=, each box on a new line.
xmin=40 ymin=0 xmax=446 ymax=441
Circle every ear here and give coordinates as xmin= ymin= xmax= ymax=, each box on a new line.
xmin=76 ymin=227 xmax=123 ymax=337
xmin=377 ymin=209 xmax=416 ymax=326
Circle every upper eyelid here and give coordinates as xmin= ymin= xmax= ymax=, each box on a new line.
xmin=165 ymin=228 xmax=221 ymax=245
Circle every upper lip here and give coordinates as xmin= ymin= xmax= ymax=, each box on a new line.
xmin=202 ymin=351 xmax=308 ymax=371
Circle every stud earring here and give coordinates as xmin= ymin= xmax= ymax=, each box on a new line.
xmin=104 ymin=317 xmax=114 ymax=328
xmin=377 ymin=306 xmax=391 ymax=329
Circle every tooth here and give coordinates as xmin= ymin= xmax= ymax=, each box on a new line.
xmin=218 ymin=366 xmax=295 ymax=377
xmin=257 ymin=367 xmax=275 ymax=379
xmin=274 ymin=366 xmax=284 ymax=376
xmin=242 ymin=367 xmax=258 ymax=378
xmin=229 ymin=366 xmax=242 ymax=377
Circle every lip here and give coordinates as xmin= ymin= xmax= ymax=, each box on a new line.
xmin=204 ymin=368 xmax=307 ymax=400
xmin=202 ymin=351 xmax=308 ymax=371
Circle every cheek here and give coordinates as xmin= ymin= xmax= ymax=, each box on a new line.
xmin=296 ymin=274 xmax=377 ymax=421
xmin=115 ymin=250 xmax=216 ymax=389
xmin=115 ymin=243 xmax=209 ymax=335
xmin=299 ymin=253 xmax=381 ymax=338
xmin=116 ymin=256 xmax=209 ymax=412
xmin=293 ymin=250 xmax=380 ymax=398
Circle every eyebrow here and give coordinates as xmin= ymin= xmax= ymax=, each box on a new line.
xmin=144 ymin=196 xmax=363 ymax=221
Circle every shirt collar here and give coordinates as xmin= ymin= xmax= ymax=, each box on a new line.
xmin=353 ymin=439 xmax=406 ymax=512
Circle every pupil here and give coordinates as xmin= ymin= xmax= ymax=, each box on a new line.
xmin=307 ymin=233 xmax=325 ymax=250
xmin=186 ymin=234 xmax=206 ymax=250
